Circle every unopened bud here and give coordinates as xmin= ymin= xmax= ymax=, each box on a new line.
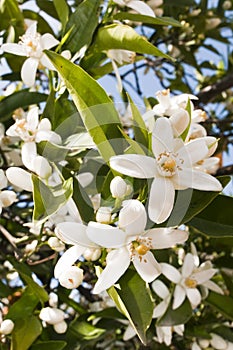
xmin=39 ymin=307 xmax=64 ymax=325
xmin=0 ymin=190 xmax=17 ymax=207
xmin=96 ymin=207 xmax=112 ymax=224
xmin=0 ymin=319 xmax=14 ymax=335
xmin=110 ymin=176 xmax=128 ymax=198
xmin=53 ymin=320 xmax=67 ymax=334
xmin=48 ymin=237 xmax=65 ymax=252
xmin=198 ymin=339 xmax=210 ymax=348
xmin=58 ymin=266 xmax=83 ymax=289
xmin=83 ymin=248 xmax=102 ymax=261
xmin=119 ymin=200 xmax=147 ymax=235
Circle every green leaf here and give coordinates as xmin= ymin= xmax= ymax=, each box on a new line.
xmin=11 ymin=315 xmax=42 ymax=350
xmin=0 ymin=0 xmax=24 ymax=38
xmin=113 ymin=13 xmax=181 ymax=27
xmin=127 ymin=94 xmax=149 ymax=149
xmin=37 ymin=141 xmax=69 ymax=162
xmin=22 ymin=10 xmax=54 ymax=34
xmin=107 ymin=268 xmax=154 ymax=345
xmin=157 ymin=299 xmax=192 ymax=326
xmin=32 ymin=174 xmax=73 ymax=221
xmin=30 ymin=341 xmax=67 ymax=350
xmin=19 ymin=273 xmax=48 ymax=304
xmin=45 ymin=50 xmax=125 ymax=161
xmin=187 ymin=194 xmax=233 ymax=237
xmin=53 ymin=0 xmax=69 ymax=29
xmin=68 ymin=319 xmax=105 ymax=340
xmin=0 ymin=280 xmax=12 ymax=297
xmin=205 ymin=291 xmax=233 ymax=320
xmin=64 ymin=0 xmax=100 ymax=53
xmin=180 ymin=98 xmax=192 ymax=141
xmin=36 ymin=0 xmax=58 ymax=19
xmin=162 ymin=176 xmax=230 ymax=227
xmin=7 ymin=287 xmax=40 ymax=320
xmin=92 ymin=23 xmax=173 ymax=61
xmin=0 ymin=90 xmax=47 ymax=122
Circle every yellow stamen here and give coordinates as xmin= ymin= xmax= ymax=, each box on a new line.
xmin=163 ymin=158 xmax=176 ymax=171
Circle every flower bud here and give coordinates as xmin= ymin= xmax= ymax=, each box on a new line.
xmin=0 ymin=190 xmax=17 ymax=207
xmin=198 ymin=339 xmax=210 ymax=348
xmin=48 ymin=237 xmax=65 ymax=252
xmin=53 ymin=320 xmax=67 ymax=334
xmin=49 ymin=292 xmax=58 ymax=308
xmin=83 ymin=248 xmax=102 ymax=261
xmin=210 ymin=333 xmax=227 ymax=350
xmin=119 ymin=199 xmax=147 ymax=235
xmin=58 ymin=266 xmax=83 ymax=289
xmin=0 ymin=319 xmax=14 ymax=335
xmin=39 ymin=307 xmax=64 ymax=325
xmin=96 ymin=207 xmax=112 ymax=224
xmin=110 ymin=176 xmax=128 ymax=198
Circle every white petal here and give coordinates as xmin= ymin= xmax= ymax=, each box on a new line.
xmin=127 ymin=0 xmax=155 ymax=17
xmin=133 ymin=251 xmax=161 ymax=282
xmin=86 ymin=221 xmax=127 ymax=248
xmin=192 ymin=268 xmax=217 ymax=284
xmin=118 ymin=199 xmax=147 ymax=235
xmin=36 ymin=130 xmax=62 ymax=144
xmin=40 ymin=54 xmax=56 ymax=70
xmin=182 ymin=253 xmax=195 ymax=278
xmin=192 ymin=342 xmax=202 ymax=350
xmin=0 ymin=170 xmax=8 ymax=189
xmin=173 ymin=324 xmax=184 ymax=336
xmin=178 ymin=138 xmax=208 ymax=165
xmin=153 ymin=300 xmax=169 ymax=318
xmin=55 ymin=222 xmax=96 ymax=247
xmin=21 ymin=57 xmax=38 ymax=86
xmin=152 ymin=279 xmax=170 ymax=299
xmin=0 ymin=190 xmax=17 ymax=207
xmin=41 ymin=33 xmax=59 ymax=49
xmin=38 ymin=118 xmax=52 ymax=131
xmin=160 ymin=263 xmax=181 ymax=283
xmin=186 ymin=288 xmax=201 ymax=308
xmin=148 ymin=177 xmax=175 ymax=224
xmin=152 ymin=117 xmax=174 ymax=157
xmin=173 ymin=284 xmax=186 ymax=309
xmin=110 ymin=154 xmax=156 ymax=179
xmin=202 ymin=280 xmax=224 ymax=294
xmin=26 ymin=22 xmax=37 ymax=36
xmin=147 ymin=228 xmax=188 ymax=249
xmin=77 ymin=172 xmax=94 ymax=188
xmin=92 ymin=248 xmax=130 ymax=294
xmin=21 ymin=141 xmax=37 ymax=170
xmin=170 ymin=109 xmax=189 ymax=137
xmin=32 ymin=155 xmax=52 ymax=178
xmin=54 ymin=245 xmax=85 ymax=279
xmin=6 ymin=167 xmax=33 ymax=192
xmin=172 ymin=168 xmax=222 ymax=191
xmin=27 ymin=107 xmax=39 ymax=132
xmin=1 ymin=43 xmax=27 ymax=56
xmin=210 ymin=333 xmax=227 ymax=350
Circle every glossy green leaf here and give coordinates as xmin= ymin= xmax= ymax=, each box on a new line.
xmin=107 ymin=268 xmax=154 ymax=345
xmin=68 ymin=319 xmax=105 ymax=340
xmin=187 ymin=194 xmax=233 ymax=237
xmin=92 ymin=23 xmax=173 ymax=60
xmin=0 ymin=0 xmax=24 ymax=37
xmin=113 ymin=13 xmax=181 ymax=27
xmin=19 ymin=273 xmax=48 ymax=304
xmin=30 ymin=341 xmax=67 ymax=350
xmin=45 ymin=50 xmax=125 ymax=161
xmin=127 ymin=94 xmax=149 ymax=149
xmin=205 ymin=291 xmax=233 ymax=320
xmin=64 ymin=0 xmax=100 ymax=53
xmin=32 ymin=174 xmax=73 ymax=221
xmin=0 ymin=280 xmax=12 ymax=297
xmin=53 ymin=0 xmax=69 ymax=29
xmin=157 ymin=299 xmax=192 ymax=326
xmin=36 ymin=0 xmax=58 ymax=19
xmin=11 ymin=315 xmax=42 ymax=350
xmin=7 ymin=287 xmax=40 ymax=320
xmin=162 ymin=176 xmax=230 ymax=227
xmin=0 ymin=90 xmax=47 ymax=122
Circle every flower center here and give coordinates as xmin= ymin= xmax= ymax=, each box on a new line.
xmin=185 ymin=278 xmax=197 ymax=288
xmin=157 ymin=152 xmax=177 ymax=177
xmin=135 ymin=244 xmax=150 ymax=256
xmin=19 ymin=33 xmax=42 ymax=58
xmin=130 ymin=237 xmax=153 ymax=262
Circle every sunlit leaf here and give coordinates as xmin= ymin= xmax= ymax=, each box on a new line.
xmin=205 ymin=291 xmax=233 ymax=320
xmin=157 ymin=299 xmax=192 ymax=326
xmin=11 ymin=315 xmax=42 ymax=350
xmin=113 ymin=13 xmax=181 ymax=27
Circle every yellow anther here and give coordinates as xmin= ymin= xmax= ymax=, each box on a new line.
xmin=163 ymin=158 xmax=176 ymax=171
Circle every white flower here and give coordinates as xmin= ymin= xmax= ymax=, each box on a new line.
xmin=113 ymin=0 xmax=156 ymax=17
xmin=110 ymin=117 xmax=222 ymax=223
xmin=1 ymin=22 xmax=59 ymax=86
xmin=0 ymin=319 xmax=14 ymax=335
xmin=161 ymin=253 xmax=222 ymax=310
xmin=0 ymin=170 xmax=17 ymax=214
xmin=6 ymin=167 xmax=33 ymax=192
xmin=53 ymin=321 xmax=67 ymax=334
xmin=192 ymin=333 xmax=233 ymax=350
xmin=86 ymin=200 xmax=188 ymax=294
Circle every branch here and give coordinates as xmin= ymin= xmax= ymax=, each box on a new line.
xmin=196 ymin=72 xmax=233 ymax=105
xmin=216 ymin=164 xmax=233 ymax=176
